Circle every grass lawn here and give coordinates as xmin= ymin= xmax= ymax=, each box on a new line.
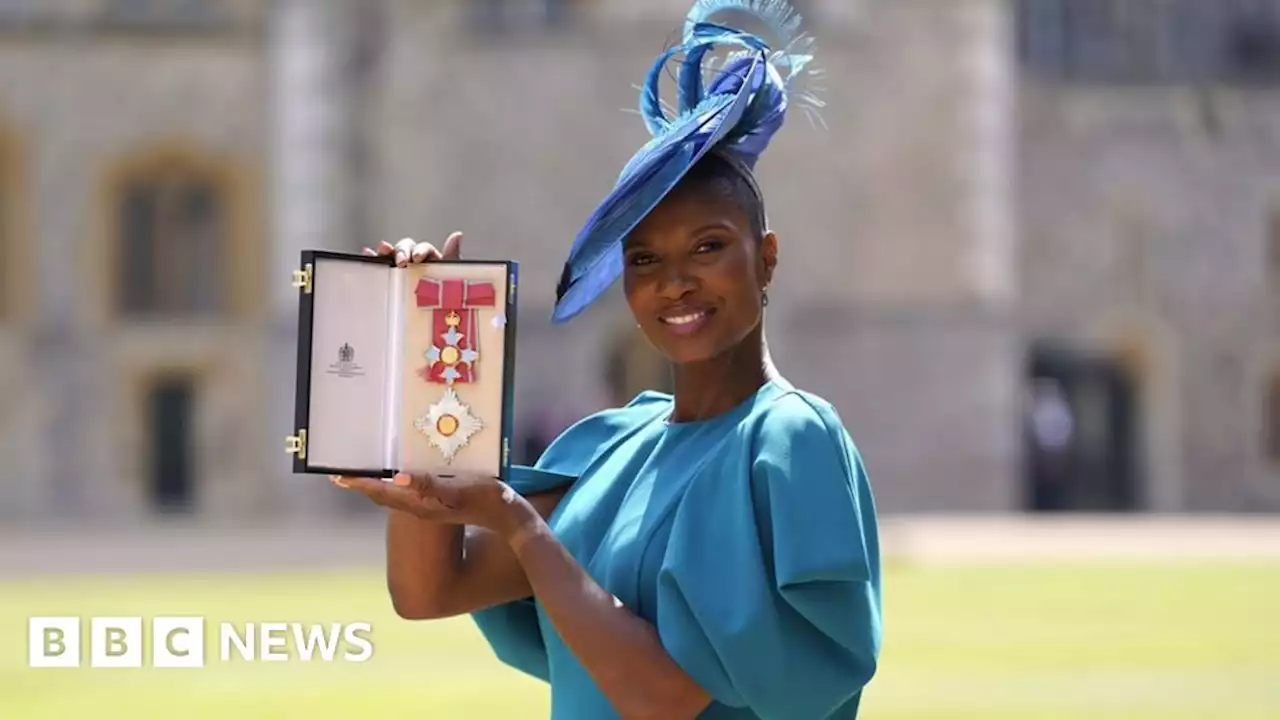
xmin=1 ymin=562 xmax=1276 ymax=719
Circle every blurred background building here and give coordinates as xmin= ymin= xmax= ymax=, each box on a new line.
xmin=0 ymin=0 xmax=1277 ymax=524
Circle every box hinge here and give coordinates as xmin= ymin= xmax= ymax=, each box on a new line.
xmin=292 ymin=263 xmax=313 ymax=294
xmin=502 ymin=437 xmax=510 ymax=467
xmin=285 ymin=429 xmax=307 ymax=460
xmin=509 ymin=272 xmax=516 ymax=305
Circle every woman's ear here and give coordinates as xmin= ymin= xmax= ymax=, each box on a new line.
xmin=760 ymin=231 xmax=779 ymax=288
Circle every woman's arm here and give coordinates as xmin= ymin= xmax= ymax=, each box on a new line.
xmin=384 ymin=487 xmax=568 ymax=620
xmin=334 ymin=468 xmax=708 ymax=715
xmin=496 ymin=499 xmax=713 ymax=720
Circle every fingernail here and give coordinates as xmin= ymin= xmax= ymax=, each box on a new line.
xmin=330 ymin=476 xmax=349 ymax=488
xmin=393 ymin=473 xmax=410 ymax=487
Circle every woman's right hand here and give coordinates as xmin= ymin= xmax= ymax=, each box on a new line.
xmin=364 ymin=231 xmax=464 ymax=265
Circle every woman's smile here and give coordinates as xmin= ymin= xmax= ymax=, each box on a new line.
xmin=658 ymin=305 xmax=717 ymax=336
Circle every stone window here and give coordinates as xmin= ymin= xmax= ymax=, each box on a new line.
xmin=467 ymin=0 xmax=578 ymax=34
xmin=1017 ymin=0 xmax=1280 ymax=84
xmin=102 ymin=0 xmax=227 ymax=31
xmin=115 ymin=164 xmax=226 ymax=318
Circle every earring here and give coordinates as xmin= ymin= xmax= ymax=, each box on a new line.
xmin=762 ymin=290 xmax=769 ymax=307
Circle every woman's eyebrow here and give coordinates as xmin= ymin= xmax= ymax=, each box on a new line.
xmin=688 ymin=221 xmax=737 ymax=235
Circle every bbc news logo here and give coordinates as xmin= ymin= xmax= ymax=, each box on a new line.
xmin=29 ymin=617 xmax=374 ymax=668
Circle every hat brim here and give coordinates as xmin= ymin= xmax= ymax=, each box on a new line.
xmin=552 ymin=54 xmax=764 ymax=324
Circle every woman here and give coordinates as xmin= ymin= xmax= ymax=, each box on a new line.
xmin=332 ymin=2 xmax=882 ymax=718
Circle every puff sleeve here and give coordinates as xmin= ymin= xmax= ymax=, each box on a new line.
xmin=654 ymin=396 xmax=882 ymax=719
xmin=469 ymin=464 xmax=583 ymax=681
xmin=471 ymin=394 xmax=670 ymax=682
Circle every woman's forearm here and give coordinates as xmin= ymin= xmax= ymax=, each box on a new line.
xmin=500 ymin=500 xmax=712 ymax=719
xmin=385 ymin=488 xmax=570 ymax=620
xmin=384 ymin=509 xmax=467 ymax=618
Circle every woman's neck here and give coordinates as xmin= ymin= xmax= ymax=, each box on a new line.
xmin=669 ymin=326 xmax=776 ymax=423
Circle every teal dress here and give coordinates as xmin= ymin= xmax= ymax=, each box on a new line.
xmin=472 ymin=377 xmax=882 ymax=719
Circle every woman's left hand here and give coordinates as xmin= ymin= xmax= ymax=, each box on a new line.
xmin=331 ymin=471 xmax=522 ymax=534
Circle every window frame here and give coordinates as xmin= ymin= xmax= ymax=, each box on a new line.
xmin=1016 ymin=0 xmax=1280 ymax=85
xmin=115 ymin=167 xmax=226 ymax=318
xmin=96 ymin=141 xmax=259 ymax=328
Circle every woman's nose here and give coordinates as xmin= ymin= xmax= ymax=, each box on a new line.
xmin=657 ymin=263 xmax=698 ymax=299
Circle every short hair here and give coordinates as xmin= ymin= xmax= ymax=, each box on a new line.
xmin=675 ymin=150 xmax=767 ymax=240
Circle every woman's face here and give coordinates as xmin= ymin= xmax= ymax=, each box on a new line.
xmin=622 ymin=183 xmax=777 ymax=365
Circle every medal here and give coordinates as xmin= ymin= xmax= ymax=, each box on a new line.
xmin=415 ymin=278 xmax=494 ymax=384
xmin=418 ymin=311 xmax=480 ymax=384
xmin=414 ymin=386 xmax=483 ymax=464
xmin=413 ymin=276 xmax=496 ymax=462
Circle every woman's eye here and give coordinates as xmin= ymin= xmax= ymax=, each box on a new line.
xmin=695 ymin=238 xmax=725 ymax=253
xmin=627 ymin=253 xmax=657 ymax=266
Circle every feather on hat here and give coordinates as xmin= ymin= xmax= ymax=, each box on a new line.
xmin=552 ymin=0 xmax=822 ymax=323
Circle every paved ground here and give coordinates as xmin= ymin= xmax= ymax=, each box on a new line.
xmin=2 ymin=515 xmax=1278 ymax=577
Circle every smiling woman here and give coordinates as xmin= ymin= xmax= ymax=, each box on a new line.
xmin=622 ymin=152 xmax=775 ymax=376
xmin=331 ymin=1 xmax=883 ymax=718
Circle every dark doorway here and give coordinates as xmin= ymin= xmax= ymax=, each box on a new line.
xmin=1023 ymin=343 xmax=1142 ymax=512
xmin=147 ymin=374 xmax=197 ymax=513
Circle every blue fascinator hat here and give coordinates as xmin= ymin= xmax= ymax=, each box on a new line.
xmin=552 ymin=0 xmax=823 ymax=324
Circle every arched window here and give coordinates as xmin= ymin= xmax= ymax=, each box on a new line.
xmin=114 ymin=158 xmax=226 ymax=317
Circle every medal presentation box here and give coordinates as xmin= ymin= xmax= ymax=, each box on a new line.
xmin=286 ymin=250 xmax=518 ymax=480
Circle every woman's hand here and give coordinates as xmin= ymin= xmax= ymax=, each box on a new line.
xmin=343 ymin=233 xmax=533 ymax=529
xmin=364 ymin=231 xmax=463 ymax=265
xmin=331 ymin=471 xmax=527 ymax=536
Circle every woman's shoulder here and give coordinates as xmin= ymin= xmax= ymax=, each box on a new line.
xmin=741 ymin=382 xmax=867 ymax=492
xmin=750 ymin=382 xmax=855 ymax=450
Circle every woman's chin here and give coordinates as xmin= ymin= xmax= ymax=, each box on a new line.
xmin=658 ymin=339 xmax=724 ymax=367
